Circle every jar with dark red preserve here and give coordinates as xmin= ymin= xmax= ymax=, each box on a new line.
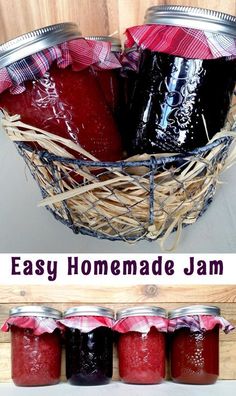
xmin=60 ymin=306 xmax=114 ymax=386
xmin=0 ymin=24 xmax=123 ymax=162
xmin=168 ymin=305 xmax=235 ymax=385
xmin=114 ymin=306 xmax=168 ymax=384
xmin=124 ymin=6 xmax=236 ymax=156
xmin=85 ymin=36 xmax=122 ymax=116
xmin=1 ymin=305 xmax=62 ymax=387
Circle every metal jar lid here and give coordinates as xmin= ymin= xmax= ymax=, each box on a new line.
xmin=144 ymin=5 xmax=236 ymax=38
xmin=84 ymin=35 xmax=121 ymax=52
xmin=116 ymin=306 xmax=167 ymax=320
xmin=63 ymin=305 xmax=114 ymax=319
xmin=0 ymin=22 xmax=82 ymax=69
xmin=168 ymin=305 xmax=220 ymax=319
xmin=9 ymin=305 xmax=62 ymax=319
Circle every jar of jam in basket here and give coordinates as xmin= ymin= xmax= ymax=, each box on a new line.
xmin=3 ymin=305 xmax=62 ymax=387
xmin=85 ymin=36 xmax=122 ymax=115
xmin=126 ymin=6 xmax=236 ymax=155
xmin=115 ymin=306 xmax=167 ymax=384
xmin=61 ymin=306 xmax=114 ymax=385
xmin=0 ymin=24 xmax=123 ymax=162
xmin=169 ymin=305 xmax=221 ymax=385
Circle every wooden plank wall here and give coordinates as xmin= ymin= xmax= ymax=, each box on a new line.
xmin=0 ymin=0 xmax=235 ymax=43
xmin=0 ymin=284 xmax=236 ymax=382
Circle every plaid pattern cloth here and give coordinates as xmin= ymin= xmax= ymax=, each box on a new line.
xmin=0 ymin=38 xmax=121 ymax=95
xmin=1 ymin=316 xmax=63 ymax=335
xmin=59 ymin=316 xmax=114 ymax=333
xmin=113 ymin=316 xmax=168 ymax=334
xmin=124 ymin=25 xmax=236 ymax=71
xmin=168 ymin=315 xmax=235 ymax=334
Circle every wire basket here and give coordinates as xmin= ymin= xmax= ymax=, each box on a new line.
xmin=2 ymin=111 xmax=236 ymax=249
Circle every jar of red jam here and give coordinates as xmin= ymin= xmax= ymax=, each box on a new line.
xmin=169 ymin=305 xmax=222 ymax=385
xmin=125 ymin=6 xmax=236 ymax=155
xmin=115 ymin=306 xmax=168 ymax=384
xmin=61 ymin=306 xmax=114 ymax=385
xmin=3 ymin=305 xmax=62 ymax=387
xmin=85 ymin=36 xmax=122 ymax=116
xmin=0 ymin=24 xmax=123 ymax=162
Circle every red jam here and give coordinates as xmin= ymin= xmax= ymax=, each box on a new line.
xmin=92 ymin=68 xmax=121 ymax=115
xmin=117 ymin=327 xmax=166 ymax=384
xmin=0 ymin=64 xmax=123 ymax=161
xmin=170 ymin=326 xmax=219 ymax=384
xmin=11 ymin=325 xmax=62 ymax=387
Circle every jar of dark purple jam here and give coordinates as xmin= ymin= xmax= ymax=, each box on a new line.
xmin=169 ymin=305 xmax=220 ymax=385
xmin=126 ymin=6 xmax=236 ymax=156
xmin=64 ymin=306 xmax=114 ymax=386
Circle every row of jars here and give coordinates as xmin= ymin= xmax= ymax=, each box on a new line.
xmin=0 ymin=5 xmax=235 ymax=164
xmin=1 ymin=304 xmax=234 ymax=387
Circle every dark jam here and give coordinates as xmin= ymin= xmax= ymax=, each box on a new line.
xmin=11 ymin=326 xmax=61 ymax=387
xmin=0 ymin=64 xmax=123 ymax=162
xmin=118 ymin=327 xmax=166 ymax=384
xmin=65 ymin=327 xmax=113 ymax=385
xmin=127 ymin=49 xmax=236 ymax=155
xmin=170 ymin=326 xmax=219 ymax=384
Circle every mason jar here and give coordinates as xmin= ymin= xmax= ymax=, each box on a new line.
xmin=63 ymin=306 xmax=114 ymax=385
xmin=0 ymin=24 xmax=123 ymax=162
xmin=126 ymin=6 xmax=236 ymax=155
xmin=116 ymin=306 xmax=167 ymax=384
xmin=8 ymin=305 xmax=62 ymax=387
xmin=169 ymin=305 xmax=220 ymax=385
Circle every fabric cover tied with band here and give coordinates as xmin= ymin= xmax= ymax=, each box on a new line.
xmin=0 ymin=38 xmax=122 ymax=95
xmin=168 ymin=315 xmax=235 ymax=334
xmin=113 ymin=315 xmax=168 ymax=334
xmin=58 ymin=316 xmax=114 ymax=333
xmin=123 ymin=25 xmax=236 ymax=71
xmin=1 ymin=316 xmax=63 ymax=336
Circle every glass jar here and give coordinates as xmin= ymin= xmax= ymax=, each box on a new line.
xmin=0 ymin=24 xmax=123 ymax=162
xmin=126 ymin=6 xmax=236 ymax=156
xmin=63 ymin=306 xmax=114 ymax=385
xmin=85 ymin=36 xmax=122 ymax=115
xmin=169 ymin=305 xmax=220 ymax=385
xmin=116 ymin=306 xmax=167 ymax=384
xmin=9 ymin=306 xmax=62 ymax=387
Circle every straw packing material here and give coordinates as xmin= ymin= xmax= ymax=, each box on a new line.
xmin=1 ymin=110 xmax=236 ymax=250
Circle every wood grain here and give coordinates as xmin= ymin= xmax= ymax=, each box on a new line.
xmin=0 ymin=284 xmax=235 ymax=303
xmin=0 ymin=0 xmax=235 ymax=43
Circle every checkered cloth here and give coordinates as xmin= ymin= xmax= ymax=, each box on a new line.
xmin=168 ymin=315 xmax=235 ymax=334
xmin=123 ymin=24 xmax=236 ymax=72
xmin=1 ymin=316 xmax=63 ymax=335
xmin=113 ymin=316 xmax=168 ymax=334
xmin=0 ymin=38 xmax=122 ymax=95
xmin=59 ymin=316 xmax=114 ymax=333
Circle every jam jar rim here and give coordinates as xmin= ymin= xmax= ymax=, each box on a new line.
xmin=168 ymin=305 xmax=220 ymax=319
xmin=9 ymin=305 xmax=62 ymax=319
xmin=116 ymin=306 xmax=167 ymax=320
xmin=144 ymin=5 xmax=236 ymax=38
xmin=63 ymin=305 xmax=114 ymax=319
xmin=0 ymin=22 xmax=82 ymax=69
xmin=84 ymin=35 xmax=121 ymax=52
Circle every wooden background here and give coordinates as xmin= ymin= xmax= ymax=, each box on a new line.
xmin=0 ymin=0 xmax=235 ymax=384
xmin=0 ymin=0 xmax=235 ymax=43
xmin=0 ymin=284 xmax=236 ymax=382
